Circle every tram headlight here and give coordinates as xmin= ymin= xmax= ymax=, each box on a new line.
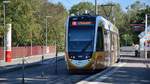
xmin=70 ymin=56 xmax=75 ymax=59
xmin=70 ymin=56 xmax=72 ymax=59
xmin=85 ymin=56 xmax=89 ymax=59
xmin=73 ymin=56 xmax=75 ymax=59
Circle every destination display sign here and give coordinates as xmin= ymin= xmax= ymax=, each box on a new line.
xmin=71 ymin=21 xmax=95 ymax=26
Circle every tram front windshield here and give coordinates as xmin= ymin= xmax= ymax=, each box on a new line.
xmin=68 ymin=17 xmax=95 ymax=52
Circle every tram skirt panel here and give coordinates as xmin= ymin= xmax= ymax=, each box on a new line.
xmin=94 ymin=52 xmax=107 ymax=70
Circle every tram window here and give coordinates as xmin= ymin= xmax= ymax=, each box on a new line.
xmin=96 ymin=22 xmax=104 ymax=51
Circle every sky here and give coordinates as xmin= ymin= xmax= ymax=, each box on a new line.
xmin=49 ymin=0 xmax=150 ymax=11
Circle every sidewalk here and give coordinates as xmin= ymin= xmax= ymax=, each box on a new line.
xmin=0 ymin=52 xmax=64 ymax=74
xmin=78 ymin=57 xmax=150 ymax=84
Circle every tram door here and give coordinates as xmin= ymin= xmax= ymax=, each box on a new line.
xmin=103 ymin=29 xmax=111 ymax=66
xmin=95 ymin=22 xmax=105 ymax=69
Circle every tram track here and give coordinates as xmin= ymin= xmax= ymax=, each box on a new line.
xmin=0 ymin=56 xmax=93 ymax=84
xmin=2 ymin=56 xmax=139 ymax=84
xmin=46 ymin=74 xmax=91 ymax=84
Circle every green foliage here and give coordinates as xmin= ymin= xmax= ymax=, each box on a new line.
xmin=0 ymin=0 xmax=68 ymax=51
xmin=127 ymin=1 xmax=150 ymax=45
xmin=5 ymin=0 xmax=44 ymax=46
xmin=69 ymin=2 xmax=94 ymax=15
xmin=0 ymin=0 xmax=149 ymax=50
xmin=98 ymin=3 xmax=133 ymax=45
xmin=41 ymin=2 xmax=68 ymax=51
xmin=98 ymin=3 xmax=125 ymax=29
xmin=0 ymin=0 xmax=4 ymax=45
xmin=121 ymin=33 xmax=134 ymax=46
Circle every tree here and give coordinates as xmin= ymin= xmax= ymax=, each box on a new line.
xmin=5 ymin=0 xmax=44 ymax=46
xmin=40 ymin=1 xmax=68 ymax=51
xmin=97 ymin=3 xmax=133 ymax=45
xmin=69 ymin=2 xmax=94 ymax=15
xmin=0 ymin=0 xmax=68 ymax=51
xmin=127 ymin=1 xmax=150 ymax=45
xmin=0 ymin=0 xmax=4 ymax=46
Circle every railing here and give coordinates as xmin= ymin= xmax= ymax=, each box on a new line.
xmin=0 ymin=46 xmax=56 ymax=60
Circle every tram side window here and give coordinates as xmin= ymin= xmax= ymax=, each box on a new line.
xmin=96 ymin=22 xmax=104 ymax=51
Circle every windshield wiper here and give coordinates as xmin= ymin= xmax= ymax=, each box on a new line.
xmin=81 ymin=40 xmax=92 ymax=52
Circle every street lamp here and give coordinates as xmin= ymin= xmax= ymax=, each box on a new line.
xmin=40 ymin=16 xmax=53 ymax=77
xmin=45 ymin=16 xmax=52 ymax=54
xmin=3 ymin=0 xmax=10 ymax=61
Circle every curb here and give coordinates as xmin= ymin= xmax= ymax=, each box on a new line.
xmin=0 ymin=56 xmax=64 ymax=74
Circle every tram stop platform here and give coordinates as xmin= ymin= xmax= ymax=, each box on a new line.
xmin=0 ymin=52 xmax=64 ymax=74
xmin=78 ymin=57 xmax=150 ymax=84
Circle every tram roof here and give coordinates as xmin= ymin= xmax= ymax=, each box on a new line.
xmin=97 ymin=16 xmax=119 ymax=34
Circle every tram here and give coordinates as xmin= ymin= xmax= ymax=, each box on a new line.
xmin=65 ymin=14 xmax=120 ymax=73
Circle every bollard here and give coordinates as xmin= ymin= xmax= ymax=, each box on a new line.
xmin=41 ymin=55 xmax=45 ymax=77
xmin=55 ymin=46 xmax=58 ymax=74
xmin=5 ymin=24 xmax=12 ymax=62
xmin=22 ymin=57 xmax=25 ymax=84
xmin=41 ymin=46 xmax=45 ymax=77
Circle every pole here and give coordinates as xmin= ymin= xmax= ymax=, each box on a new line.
xmin=3 ymin=0 xmax=11 ymax=62
xmin=52 ymin=27 xmax=58 ymax=74
xmin=22 ymin=46 xmax=26 ymax=84
xmin=112 ymin=6 xmax=115 ymax=25
xmin=31 ymin=32 xmax=32 ymax=55
xmin=46 ymin=17 xmax=48 ymax=53
xmin=3 ymin=3 xmax=6 ymax=61
xmin=41 ymin=46 xmax=44 ymax=77
xmin=95 ymin=0 xmax=97 ymax=15
xmin=55 ymin=41 xmax=58 ymax=74
xmin=22 ymin=57 xmax=25 ymax=84
xmin=145 ymin=14 xmax=147 ymax=59
xmin=41 ymin=51 xmax=44 ymax=77
xmin=45 ymin=16 xmax=52 ymax=54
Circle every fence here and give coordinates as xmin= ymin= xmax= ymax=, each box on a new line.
xmin=0 ymin=46 xmax=56 ymax=60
